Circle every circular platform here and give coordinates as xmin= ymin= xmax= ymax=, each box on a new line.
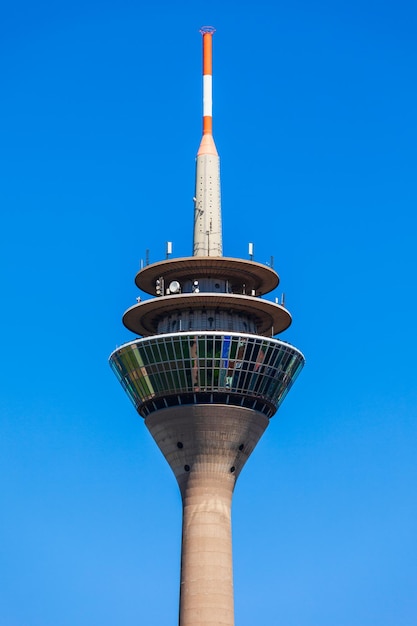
xmin=135 ymin=257 xmax=279 ymax=296
xmin=123 ymin=292 xmax=291 ymax=336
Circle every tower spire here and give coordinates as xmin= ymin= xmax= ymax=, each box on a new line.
xmin=193 ymin=26 xmax=222 ymax=257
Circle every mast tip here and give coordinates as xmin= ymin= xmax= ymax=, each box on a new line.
xmin=200 ymin=26 xmax=216 ymax=35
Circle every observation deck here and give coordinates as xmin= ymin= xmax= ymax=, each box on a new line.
xmin=109 ymin=332 xmax=304 ymax=419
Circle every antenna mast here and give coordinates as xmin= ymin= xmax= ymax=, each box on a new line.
xmin=193 ymin=26 xmax=222 ymax=257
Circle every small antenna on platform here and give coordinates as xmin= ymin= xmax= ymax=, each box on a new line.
xmin=248 ymin=242 xmax=254 ymax=261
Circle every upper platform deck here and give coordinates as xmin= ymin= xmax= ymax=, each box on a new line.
xmin=135 ymin=257 xmax=279 ymax=296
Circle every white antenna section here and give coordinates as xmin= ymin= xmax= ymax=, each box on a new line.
xmin=248 ymin=242 xmax=254 ymax=260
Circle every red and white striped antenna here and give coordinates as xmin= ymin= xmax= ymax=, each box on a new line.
xmin=193 ymin=26 xmax=222 ymax=256
xmin=200 ymin=26 xmax=215 ymax=137
xmin=197 ymin=26 xmax=217 ymax=156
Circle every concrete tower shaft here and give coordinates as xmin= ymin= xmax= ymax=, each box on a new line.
xmin=109 ymin=26 xmax=305 ymax=626
xmin=145 ymin=405 xmax=269 ymax=626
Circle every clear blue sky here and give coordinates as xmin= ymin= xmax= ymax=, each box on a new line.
xmin=1 ymin=1 xmax=416 ymax=624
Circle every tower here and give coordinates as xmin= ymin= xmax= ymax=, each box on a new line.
xmin=109 ymin=27 xmax=304 ymax=626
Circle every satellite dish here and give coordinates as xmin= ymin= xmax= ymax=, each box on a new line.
xmin=169 ymin=280 xmax=181 ymax=294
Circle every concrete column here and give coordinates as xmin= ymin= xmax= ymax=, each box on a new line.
xmin=145 ymin=405 xmax=269 ymax=626
xmin=179 ymin=472 xmax=234 ymax=626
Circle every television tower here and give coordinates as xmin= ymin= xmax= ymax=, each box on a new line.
xmin=109 ymin=27 xmax=304 ymax=626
